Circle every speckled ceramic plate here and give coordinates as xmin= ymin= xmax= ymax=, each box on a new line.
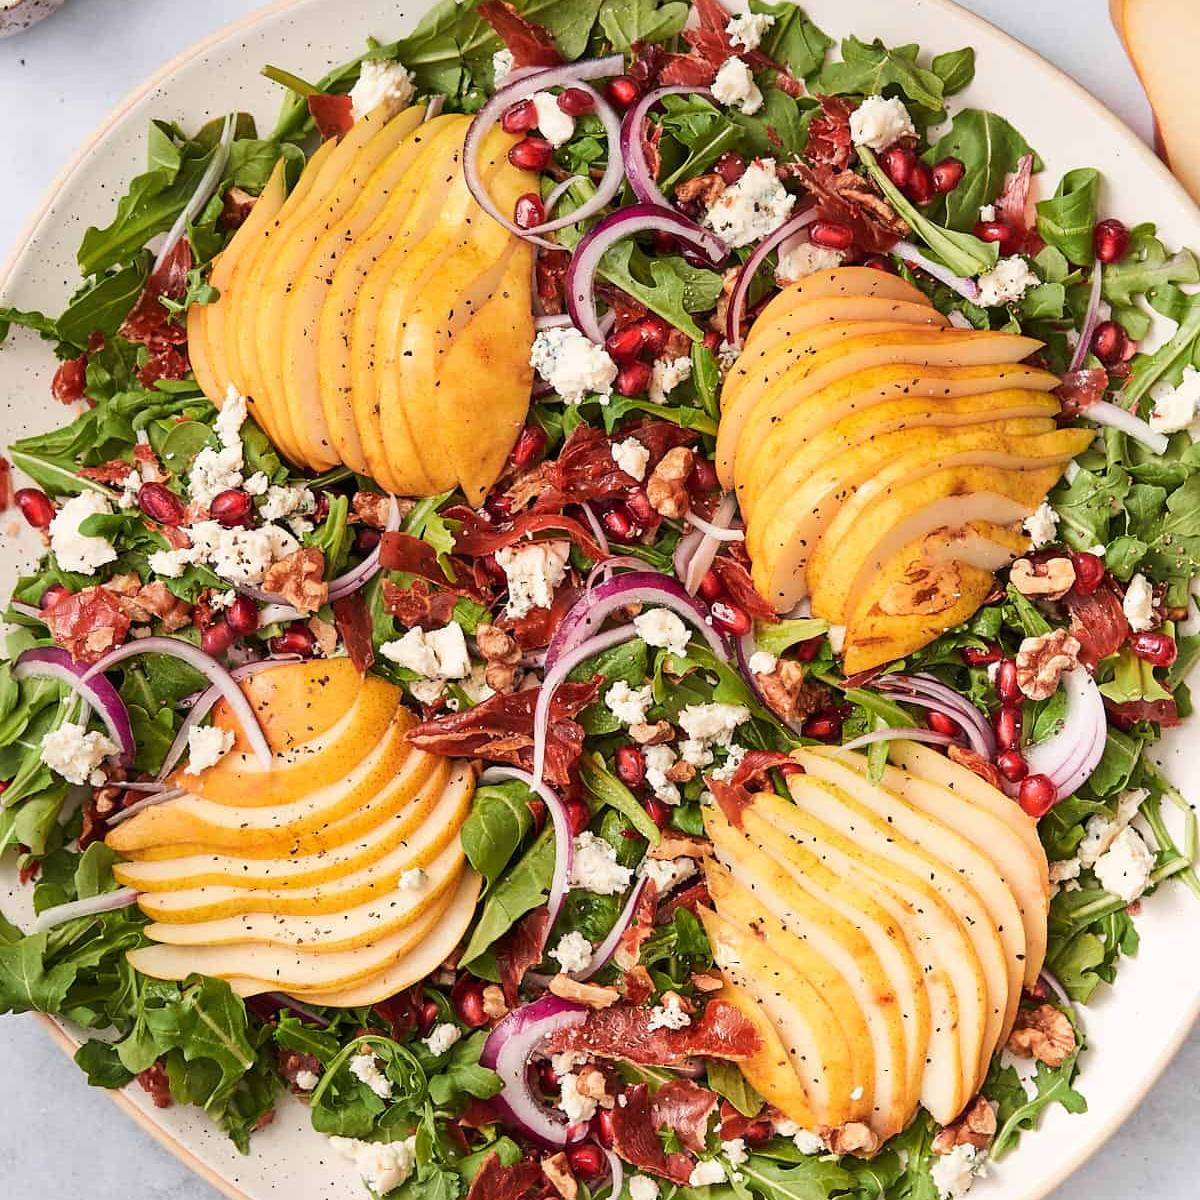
xmin=0 ymin=1 xmax=1197 ymax=1198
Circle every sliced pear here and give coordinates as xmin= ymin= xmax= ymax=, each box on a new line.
xmin=742 ymin=296 xmax=947 ymax=360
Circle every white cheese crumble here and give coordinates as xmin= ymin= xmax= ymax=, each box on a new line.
xmin=725 ymin=10 xmax=774 ymax=50
xmin=493 ymin=49 xmax=515 ymax=86
xmin=349 ymin=59 xmax=415 ymax=120
xmin=644 ymin=744 xmax=681 ymax=804
xmin=1149 ymin=365 xmax=1200 ymax=433
xmin=679 ymin=738 xmax=714 ymax=769
xmin=569 ymin=831 xmax=634 ymax=895
xmin=380 ymin=622 xmax=471 ymax=679
xmin=1079 ymin=788 xmax=1147 ymax=867
xmin=1093 ymin=826 xmax=1155 ymax=903
xmin=642 ymin=856 xmax=698 ymax=893
xmin=712 ymin=57 xmax=763 ymax=115
xmin=976 ymin=255 xmax=1039 ymax=307
xmin=48 ymin=490 xmax=118 ymax=575
xmin=184 ymin=725 xmax=236 ymax=775
xmin=1122 ymin=573 xmax=1156 ymax=632
xmin=978 ymin=204 xmax=997 ymax=223
xmin=348 ymin=1051 xmax=393 ymax=1099
xmin=329 ymin=1134 xmax=417 ymax=1196
xmin=709 ymin=742 xmax=748 ymax=783
xmin=495 ymin=540 xmax=571 ymax=618
xmin=551 ymin=930 xmax=594 ymax=974
xmin=849 ymin=95 xmax=917 ymax=151
xmin=530 ymin=327 xmax=618 ymax=405
xmin=704 ymin=158 xmax=794 ymax=249
xmin=930 ymin=1144 xmax=985 ymax=1199
xmin=776 ymin=238 xmax=845 ymax=286
xmin=190 ymin=391 xmax=248 ymax=508
xmin=40 ymin=722 xmax=118 ymax=786
xmin=397 ymin=867 xmax=427 ymax=891
xmin=629 ymin=1177 xmax=660 ymax=1200
xmin=612 ymin=437 xmax=650 ymax=481
xmin=748 ymin=650 xmax=777 ymax=675
xmin=634 ymin=608 xmax=692 ymax=657
xmin=1022 ymin=502 xmax=1059 ymax=549
xmin=649 ymin=355 xmax=693 ymax=404
xmin=243 ymin=471 xmax=269 ymax=496
xmin=532 ymin=91 xmax=575 ymax=147
xmin=294 ymin=1069 xmax=320 ymax=1091
xmin=1048 ymin=857 xmax=1082 ymax=887
xmin=424 ymin=1022 xmax=462 ymax=1056
xmin=827 ymin=623 xmax=846 ymax=655
xmin=774 ymin=1121 xmax=828 ymax=1155
xmin=605 ymin=680 xmax=655 ymax=726
xmin=558 ymin=1071 xmax=598 ymax=1124
xmin=177 ymin=521 xmax=301 ymax=587
xmin=688 ymin=1158 xmax=727 ymax=1187
xmin=718 ymin=339 xmax=741 ymax=370
xmin=259 ymin=483 xmax=316 ymax=536
xmin=723 ymin=1136 xmax=749 ymax=1167
xmin=678 ymin=702 xmax=750 ymax=746
xmin=647 ymin=993 xmax=692 ymax=1031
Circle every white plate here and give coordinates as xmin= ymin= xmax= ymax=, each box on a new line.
xmin=0 ymin=1 xmax=1197 ymax=1198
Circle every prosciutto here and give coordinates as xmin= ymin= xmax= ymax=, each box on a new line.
xmin=611 ymin=1084 xmax=695 ymax=1183
xmin=477 ymin=1 xmax=563 ymax=68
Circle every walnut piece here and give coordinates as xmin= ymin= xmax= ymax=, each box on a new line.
xmin=674 ymin=174 xmax=726 ymax=209
xmin=691 ymin=972 xmax=724 ymax=993
xmin=646 ymin=446 xmax=694 ymax=519
xmin=351 ymin=491 xmax=395 ymax=528
xmin=481 ymin=984 xmax=509 ymax=1021
xmin=665 ymin=759 xmax=696 ymax=783
xmin=477 ymin=623 xmax=522 ymax=694
xmin=262 ymin=547 xmax=328 ymax=614
xmin=575 ymin=1065 xmax=610 ymax=1103
xmin=823 ymin=1121 xmax=880 ymax=1158
xmin=1015 ymin=628 xmax=1081 ymax=700
xmin=629 ymin=720 xmax=675 ymax=745
xmin=879 ymin=560 xmax=962 ymax=616
xmin=308 ymin=616 xmax=338 ymax=658
xmin=755 ymin=659 xmax=828 ymax=723
xmin=932 ymin=1095 xmax=997 ymax=1155
xmin=548 ymin=974 xmax=620 ymax=1009
xmin=947 ymin=745 xmax=1006 ymax=791
xmin=648 ymin=833 xmax=709 ymax=861
xmin=541 ymin=1152 xmax=578 ymax=1200
xmin=1010 ymin=556 xmax=1076 ymax=601
xmin=1005 ymin=1002 xmax=1076 ymax=1067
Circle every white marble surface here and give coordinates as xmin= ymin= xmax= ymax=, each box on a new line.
xmin=0 ymin=1 xmax=1193 ymax=1198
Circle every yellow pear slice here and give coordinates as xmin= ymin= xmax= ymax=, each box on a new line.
xmin=742 ymin=296 xmax=948 ymax=360
xmin=752 ymin=266 xmax=931 ymax=332
xmin=699 ymin=907 xmax=857 ymax=1128
xmin=128 ymin=872 xmax=462 ymax=994
xmin=114 ymin=758 xmax=457 ymax=893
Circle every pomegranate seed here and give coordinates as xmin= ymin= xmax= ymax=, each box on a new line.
xmin=514 ymin=193 xmax=545 ymax=229
xmin=269 ymin=624 xmax=315 ymax=658
xmin=803 ymin=711 xmax=842 ymax=742
xmin=713 ymin=152 xmax=746 ymax=185
xmin=905 ymin=163 xmax=935 ymax=205
xmin=742 ymin=1120 xmax=775 ymax=1147
xmin=507 ymin=136 xmax=553 ymax=172
xmin=996 ymin=659 xmax=1021 ymax=703
xmin=201 ymin=621 xmax=235 ymax=657
xmin=881 ymin=146 xmax=917 ymax=188
xmin=557 ymin=87 xmax=594 ymax=116
xmin=500 ymin=98 xmax=537 ymax=134
xmin=312 ymin=491 xmax=330 ymax=523
xmin=862 ymin=254 xmax=896 ymax=273
xmin=702 ymin=329 xmax=722 ymax=352
xmin=591 ymin=1110 xmax=615 ymax=1148
xmin=454 ymin=978 xmax=487 ymax=1028
xmin=418 ymin=999 xmax=439 ymax=1035
xmin=710 ymin=600 xmax=751 ymax=637
xmin=601 ymin=504 xmax=636 ymax=540
xmin=605 ymin=323 xmax=646 ymax=365
xmin=637 ymin=316 xmax=670 ymax=356
xmin=697 ymin=570 xmax=724 ymax=602
xmin=1093 ymin=218 xmax=1129 ymax=264
xmin=537 ymin=1060 xmax=560 ymax=1091
xmin=689 ymin=457 xmax=719 ymax=493
xmin=653 ymin=231 xmax=679 ymax=254
xmin=1070 ymin=552 xmax=1105 ymax=595
xmin=605 ymin=76 xmax=640 ymax=108
xmin=225 ymin=595 xmax=260 ymax=636
xmin=644 ymin=796 xmax=672 ymax=829
xmin=40 ymin=584 xmax=69 ymax=610
xmin=136 ymin=482 xmax=185 ymax=527
xmin=927 ymin=711 xmax=960 ymax=736
xmin=353 ymin=526 xmax=381 ymax=556
xmin=1018 ymin=773 xmax=1057 ymax=818
xmin=566 ymin=1143 xmax=606 ymax=1180
xmin=962 ymin=642 xmax=1002 ymax=666
xmin=931 ymin=157 xmax=965 ymax=193
xmin=995 ymin=749 xmax=1029 ymax=783
xmin=210 ymin=488 xmax=254 ymax=528
xmin=564 ymin=796 xmax=592 ymax=836
xmin=1091 ymin=320 xmax=1128 ymax=365
xmin=809 ymin=220 xmax=855 ymax=251
xmin=15 ymin=487 xmax=54 ymax=529
xmin=615 ymin=745 xmax=645 ymax=787
xmin=994 ymin=704 xmax=1022 ymax=751
xmin=1131 ymin=631 xmax=1177 ymax=667
xmin=616 ymin=360 xmax=652 ymax=396
xmin=794 ymin=636 xmax=823 ymax=662
xmin=973 ymin=220 xmax=1021 ymax=257
xmin=510 ymin=424 xmax=547 ymax=470
xmin=626 ymin=487 xmax=655 ymax=525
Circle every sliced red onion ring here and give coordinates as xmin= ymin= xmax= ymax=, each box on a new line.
xmin=80 ymin=637 xmax=272 ymax=768
xmin=585 ymin=553 xmax=648 ymax=592
xmin=681 ymin=493 xmax=739 ymax=595
xmin=725 ymin=207 xmax=818 ymax=345
xmin=156 ymin=113 xmax=235 ymax=270
xmin=481 ymin=765 xmax=575 ymax=932
xmin=423 ymin=95 xmax=445 ymax=121
xmin=328 ymin=495 xmax=402 ymax=602
xmin=481 ymin=994 xmax=589 ymax=1146
xmin=567 ymin=205 xmax=728 ymax=343
xmin=683 ymin=506 xmax=743 ymax=542
xmin=1069 ymin=257 xmax=1104 ymax=374
xmin=465 ymin=56 xmax=625 ymax=250
xmin=106 ymin=787 xmax=186 ymax=826
xmin=250 ymin=992 xmax=332 ymax=1029
xmin=1081 ymin=399 xmax=1169 ymax=454
xmin=578 ymin=874 xmax=649 ymax=981
xmin=947 ymin=309 xmax=974 ymax=330
xmin=535 ymin=313 xmax=574 ymax=331
xmin=8 ymin=601 xmax=44 ymax=620
xmin=893 ymin=239 xmax=982 ymax=302
xmin=1024 ymin=667 xmax=1106 ymax=799
xmin=32 ymin=887 xmax=140 ymax=933
xmin=579 ymin=502 xmax=610 ymax=561
xmin=258 ymin=602 xmax=307 ymax=625
xmin=15 ymin=647 xmax=135 ymax=767
xmin=621 ymin=86 xmax=712 ymax=208
xmin=602 ymin=1146 xmax=624 ymax=1198
xmin=875 ymin=672 xmax=996 ymax=758
xmin=837 ymin=727 xmax=958 ymax=754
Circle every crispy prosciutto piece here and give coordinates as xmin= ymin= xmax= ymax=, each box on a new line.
xmin=783 ymin=160 xmax=907 ymax=254
xmin=658 ymin=878 xmax=711 ymax=925
xmin=478 ymin=1 xmax=564 ymax=67
xmin=43 ymin=586 xmax=132 ymax=663
xmin=709 ymin=556 xmax=776 ymax=621
xmin=495 ymin=905 xmax=552 ymax=1006
xmin=308 ymin=93 xmax=355 ymax=140
xmin=805 ymin=95 xmax=857 ymax=170
xmin=1055 ymin=367 xmax=1108 ymax=414
xmin=78 ymin=460 xmax=136 ymax=486
xmin=120 ymin=240 xmax=191 ymax=352
xmin=1105 ymin=696 xmax=1181 ymax=729
xmin=1063 ymin=581 xmax=1129 ymax=668
xmin=451 ymin=508 xmax=608 ymax=563
xmin=541 ymin=998 xmax=761 ymax=1066
xmin=654 ymin=1079 xmax=719 ymax=1153
xmin=611 ymin=1084 xmax=695 ymax=1183
xmin=0 ymin=456 xmax=10 ymax=513
xmin=378 ymin=531 xmax=489 ymax=602
xmin=52 ymin=354 xmax=89 ymax=405
xmin=498 ymin=583 xmax=581 ymax=650
xmin=381 ymin=578 xmax=460 ymax=630
xmin=659 ymin=0 xmax=779 ymax=86
xmin=708 ymin=750 xmax=794 ymax=829
xmin=331 ymin=591 xmax=375 ymax=674
xmin=996 ymin=153 xmax=1036 ymax=250
xmin=137 ymin=345 xmax=190 ymax=389
xmin=614 ymin=877 xmax=659 ymax=970
xmin=465 ymin=1152 xmax=547 ymax=1200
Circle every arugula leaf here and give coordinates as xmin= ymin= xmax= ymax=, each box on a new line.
xmin=426 ymin=1030 xmax=503 ymax=1107
xmin=57 ymin=256 xmax=152 ymax=350
xmin=753 ymin=1 xmax=833 ymax=80
xmin=737 ymin=1152 xmax=855 ymax=1200
xmin=815 ymin=36 xmax=944 ymax=112
xmin=706 ymin=1059 xmax=763 ymax=1118
xmin=1035 ymin=168 xmax=1100 ymax=266
xmin=599 ymin=241 xmax=724 ymax=340
xmin=75 ymin=1039 xmax=136 ymax=1089
xmin=1103 ymin=223 xmax=1200 ymax=307
xmin=598 ymin=0 xmax=689 ymax=53
xmin=931 ymin=46 xmax=975 ymax=95
xmin=991 ymin=1035 xmax=1087 ymax=1158
xmin=0 ymin=306 xmax=60 ymax=347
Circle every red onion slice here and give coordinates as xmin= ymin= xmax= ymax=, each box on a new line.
xmin=80 ymin=637 xmax=272 ymax=768
xmin=725 ymin=207 xmax=818 ymax=346
xmin=32 ymin=887 xmax=140 ymax=933
xmin=893 ymin=239 xmax=982 ymax=302
xmin=579 ymin=501 xmax=611 ymax=561
xmin=682 ymin=508 xmax=744 ymax=541
xmin=684 ymin=494 xmax=740 ymax=596
xmin=837 ymin=727 xmax=958 ymax=754
xmin=1024 ymin=667 xmax=1106 ymax=799
xmin=585 ymin=553 xmax=647 ymax=592
xmin=602 ymin=1147 xmax=624 ymax=1198
xmin=481 ymin=994 xmax=589 ymax=1146
xmin=1069 ymin=257 xmax=1104 ymax=374
xmin=156 ymin=113 xmax=235 ymax=270
xmin=578 ymin=873 xmax=649 ymax=981
xmin=875 ymin=673 xmax=996 ymax=758
xmin=567 ymin=205 xmax=728 ymax=343
xmin=1082 ymin=399 xmax=1169 ymax=454
xmin=465 ymin=57 xmax=625 ymax=250
xmin=106 ymin=787 xmax=186 ymax=826
xmin=15 ymin=647 xmax=135 ymax=767
xmin=621 ymin=86 xmax=712 ymax=209
xmin=328 ymin=495 xmax=402 ymax=602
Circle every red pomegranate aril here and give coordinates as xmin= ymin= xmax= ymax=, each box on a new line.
xmin=689 ymin=456 xmax=719 ymax=493
xmin=616 ymin=359 xmax=652 ymax=397
xmin=510 ymin=423 xmax=547 ymax=470
xmin=881 ymin=146 xmax=917 ymax=188
xmin=742 ymin=1119 xmax=775 ymax=1147
xmin=644 ymin=796 xmax=672 ymax=829
xmin=1091 ymin=320 xmax=1128 ymax=365
xmin=135 ymin=482 xmax=185 ymax=527
xmin=906 ymin=163 xmax=935 ymax=206
xmin=454 ymin=979 xmax=488 ymax=1028
xmin=418 ymin=999 xmax=439 ymax=1036
xmin=713 ymin=152 xmax=746 ymax=185
xmin=565 ymin=796 xmax=592 ymax=837
xmin=40 ymin=584 xmax=70 ymax=609
xmin=500 ymin=98 xmax=537 ymax=134
xmin=1093 ymin=217 xmax=1130 ymax=264
xmin=615 ymin=745 xmax=645 ymax=787
xmin=996 ymin=658 xmax=1021 ymax=703
xmin=1070 ymin=551 xmax=1106 ymax=595
xmin=557 ymin=87 xmax=594 ymax=116
xmin=353 ymin=526 xmax=381 ymax=556
xmin=201 ymin=621 xmax=236 ymax=657
xmin=15 ymin=487 xmax=54 ymax=529
xmin=210 ymin=488 xmax=254 ymax=529
xmin=606 ymin=75 xmax=640 ymax=108
xmin=931 ymin=156 xmax=965 ymax=193
xmin=626 ymin=487 xmax=655 ymax=525
xmin=514 ymin=193 xmax=545 ymax=230
xmin=994 ymin=704 xmax=1022 ymax=751
xmin=1131 ymin=631 xmax=1177 ymax=667
xmin=962 ymin=642 xmax=1002 ymax=666
xmin=1018 ymin=773 xmax=1057 ymax=818
xmin=225 ymin=595 xmax=260 ymax=637
xmin=653 ymin=231 xmax=679 ymax=254
xmin=637 ymin=316 xmax=670 ymax=356
xmin=703 ymin=329 xmax=722 ymax=352
xmin=973 ymin=220 xmax=1020 ymax=257
xmin=927 ymin=711 xmax=960 ymax=736
xmin=710 ymin=600 xmax=751 ymax=636
xmin=794 ymin=636 xmax=823 ymax=662
xmin=862 ymin=253 xmax=896 ymax=273
xmin=810 ymin=221 xmax=855 ymax=251
xmin=566 ymin=1143 xmax=606 ymax=1180
xmin=995 ymin=749 xmax=1029 ymax=783
xmin=803 ymin=711 xmax=842 ymax=742
xmin=508 ymin=136 xmax=553 ymax=172
xmin=537 ymin=1059 xmax=560 ymax=1091
xmin=697 ymin=569 xmax=724 ymax=602
xmin=269 ymin=625 xmax=315 ymax=658
xmin=601 ymin=504 xmax=636 ymax=539
xmin=591 ymin=1109 xmax=615 ymax=1148
xmin=605 ymin=323 xmax=645 ymax=365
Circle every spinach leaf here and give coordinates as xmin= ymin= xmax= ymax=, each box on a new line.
xmin=753 ymin=1 xmax=833 ymax=80
xmin=1102 ymin=223 xmax=1200 ymax=307
xmin=426 ymin=1030 xmax=503 ymax=1107
xmin=598 ymin=0 xmax=689 ymax=53
xmin=57 ymin=256 xmax=152 ymax=350
xmin=461 ymin=781 xmax=535 ymax=884
xmin=815 ymin=36 xmax=945 ymax=112
xmin=706 ymin=1059 xmax=763 ymax=1118
xmin=1035 ymin=168 xmax=1100 ymax=266
xmin=931 ymin=46 xmax=975 ymax=95
xmin=581 ymin=751 xmax=661 ymax=844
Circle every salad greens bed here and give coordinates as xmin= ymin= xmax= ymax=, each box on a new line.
xmin=0 ymin=2 xmax=1197 ymax=1199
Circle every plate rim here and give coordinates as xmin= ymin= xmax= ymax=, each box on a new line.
xmin=3 ymin=0 xmax=1197 ymax=1197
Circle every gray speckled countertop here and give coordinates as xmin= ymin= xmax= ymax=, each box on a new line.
xmin=0 ymin=1 xmax=1194 ymax=1197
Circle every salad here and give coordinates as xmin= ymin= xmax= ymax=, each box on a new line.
xmin=0 ymin=2 xmax=1197 ymax=1199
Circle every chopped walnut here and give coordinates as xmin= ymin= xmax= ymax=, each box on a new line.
xmin=481 ymin=984 xmax=509 ymax=1021
xmin=1006 ymin=1003 xmax=1076 ymax=1067
xmin=674 ymin=173 xmax=726 ymax=209
xmin=575 ymin=1065 xmax=610 ymax=1103
xmin=649 ymin=833 xmax=709 ymax=861
xmin=879 ymin=560 xmax=962 ymax=616
xmin=755 ymin=660 xmax=829 ymax=723
xmin=1015 ymin=628 xmax=1081 ymax=700
xmin=932 ymin=1096 xmax=997 ymax=1155
xmin=691 ymin=972 xmax=724 ymax=993
xmin=477 ymin=622 xmax=521 ymax=694
xmin=351 ymin=491 xmax=396 ymax=528
xmin=221 ymin=186 xmax=258 ymax=229
xmin=548 ymin=974 xmax=620 ymax=1009
xmin=123 ymin=581 xmax=190 ymax=631
xmin=662 ymin=327 xmax=691 ymax=360
xmin=823 ymin=1121 xmax=880 ymax=1158
xmin=262 ymin=547 xmax=328 ymax=614
xmin=646 ymin=446 xmax=694 ymax=519
xmin=629 ymin=720 xmax=675 ymax=745
xmin=947 ymin=745 xmax=1006 ymax=791
xmin=308 ymin=616 xmax=338 ymax=658
xmin=666 ymin=759 xmax=696 ymax=783
xmin=1010 ymin=556 xmax=1076 ymax=601
xmin=541 ymin=1152 xmax=579 ymax=1200
xmin=659 ymin=989 xmax=695 ymax=1015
